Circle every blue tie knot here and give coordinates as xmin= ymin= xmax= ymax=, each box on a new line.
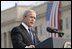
xmin=28 ymin=28 xmax=31 ymax=32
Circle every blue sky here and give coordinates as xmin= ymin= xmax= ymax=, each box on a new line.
xmin=1 ymin=1 xmax=46 ymax=11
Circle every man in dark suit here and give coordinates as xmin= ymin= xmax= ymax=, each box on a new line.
xmin=11 ymin=10 xmax=40 ymax=48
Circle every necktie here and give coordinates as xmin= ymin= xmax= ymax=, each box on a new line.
xmin=28 ymin=28 xmax=34 ymax=42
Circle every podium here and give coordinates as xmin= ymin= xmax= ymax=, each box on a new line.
xmin=35 ymin=37 xmax=71 ymax=48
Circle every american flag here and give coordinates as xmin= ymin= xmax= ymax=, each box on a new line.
xmin=46 ymin=1 xmax=61 ymax=38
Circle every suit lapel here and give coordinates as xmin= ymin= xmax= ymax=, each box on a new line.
xmin=19 ymin=24 xmax=34 ymax=44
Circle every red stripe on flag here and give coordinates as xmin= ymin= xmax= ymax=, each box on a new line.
xmin=58 ymin=1 xmax=61 ymax=37
xmin=54 ymin=4 xmax=57 ymax=37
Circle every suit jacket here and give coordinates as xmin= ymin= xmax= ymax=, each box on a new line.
xmin=11 ymin=24 xmax=40 ymax=48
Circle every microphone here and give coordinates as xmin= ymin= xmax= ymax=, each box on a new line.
xmin=46 ymin=27 xmax=58 ymax=33
xmin=46 ymin=27 xmax=64 ymax=37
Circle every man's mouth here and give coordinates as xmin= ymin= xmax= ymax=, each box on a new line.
xmin=30 ymin=22 xmax=34 ymax=24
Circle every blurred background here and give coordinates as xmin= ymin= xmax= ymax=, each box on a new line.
xmin=1 ymin=1 xmax=71 ymax=48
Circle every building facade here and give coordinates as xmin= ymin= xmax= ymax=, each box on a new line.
xmin=1 ymin=1 xmax=71 ymax=48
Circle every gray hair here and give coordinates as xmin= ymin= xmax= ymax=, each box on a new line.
xmin=23 ymin=9 xmax=36 ymax=17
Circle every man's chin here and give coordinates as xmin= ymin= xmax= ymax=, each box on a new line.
xmin=29 ymin=25 xmax=34 ymax=27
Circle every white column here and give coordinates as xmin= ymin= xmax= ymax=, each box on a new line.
xmin=3 ymin=32 xmax=7 ymax=48
xmin=6 ymin=32 xmax=9 ymax=48
xmin=1 ymin=33 xmax=4 ymax=48
xmin=8 ymin=31 xmax=13 ymax=48
xmin=6 ymin=31 xmax=13 ymax=48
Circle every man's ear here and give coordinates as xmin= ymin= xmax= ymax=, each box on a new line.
xmin=23 ymin=16 xmax=25 ymax=19
xmin=22 ymin=16 xmax=25 ymax=20
xmin=23 ymin=16 xmax=27 ymax=18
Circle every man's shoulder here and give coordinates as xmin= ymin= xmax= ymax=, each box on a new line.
xmin=11 ymin=24 xmax=24 ymax=33
xmin=11 ymin=26 xmax=19 ymax=32
xmin=11 ymin=24 xmax=22 ymax=31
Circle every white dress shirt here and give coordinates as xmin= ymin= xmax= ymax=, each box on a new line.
xmin=22 ymin=22 xmax=29 ymax=33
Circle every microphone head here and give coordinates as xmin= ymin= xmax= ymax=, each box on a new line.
xmin=46 ymin=27 xmax=64 ymax=37
xmin=46 ymin=27 xmax=54 ymax=33
xmin=46 ymin=27 xmax=58 ymax=33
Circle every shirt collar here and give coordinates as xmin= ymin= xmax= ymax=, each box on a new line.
xmin=22 ymin=22 xmax=29 ymax=32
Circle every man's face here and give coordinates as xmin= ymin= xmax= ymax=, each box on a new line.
xmin=23 ymin=12 xmax=36 ymax=27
